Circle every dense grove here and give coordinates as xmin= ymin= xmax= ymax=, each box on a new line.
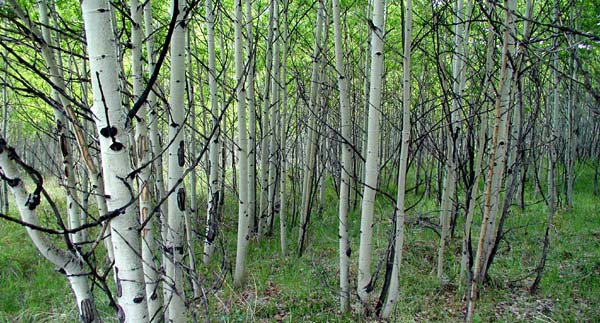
xmin=0 ymin=0 xmax=598 ymax=322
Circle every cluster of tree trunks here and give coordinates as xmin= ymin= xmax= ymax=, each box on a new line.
xmin=0 ymin=0 xmax=598 ymax=322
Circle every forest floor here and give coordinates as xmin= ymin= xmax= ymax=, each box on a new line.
xmin=0 ymin=165 xmax=599 ymax=323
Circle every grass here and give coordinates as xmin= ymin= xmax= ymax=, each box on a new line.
xmin=0 ymin=220 xmax=73 ymax=322
xmin=0 ymin=165 xmax=599 ymax=322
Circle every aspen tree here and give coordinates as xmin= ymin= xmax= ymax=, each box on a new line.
xmin=461 ymin=0 xmax=495 ymax=282
xmin=129 ymin=0 xmax=162 ymax=318
xmin=382 ymin=0 xmax=412 ymax=316
xmin=204 ymin=0 xmax=220 ymax=264
xmin=258 ymin=0 xmax=276 ymax=237
xmin=186 ymin=29 xmax=201 ymax=300
xmin=36 ymin=0 xmax=83 ymax=248
xmin=266 ymin=0 xmax=281 ymax=236
xmin=188 ymin=33 xmax=197 ymax=224
xmin=246 ymin=0 xmax=258 ymax=233
xmin=531 ymin=0 xmax=561 ymax=293
xmin=278 ymin=0 xmax=289 ymax=255
xmin=233 ymin=0 xmax=250 ymax=287
xmin=357 ymin=0 xmax=386 ymax=307
xmin=217 ymin=10 xmax=228 ymax=234
xmin=298 ymin=0 xmax=325 ymax=255
xmin=332 ymin=0 xmax=351 ymax=312
xmin=0 ymin=43 xmax=7 ymax=214
xmin=164 ymin=0 xmax=187 ymax=320
xmin=9 ymin=0 xmax=115 ymax=259
xmin=143 ymin=2 xmax=168 ymax=243
xmin=466 ymin=0 xmax=517 ymax=320
xmin=358 ymin=0 xmax=373 ymax=192
xmin=484 ymin=0 xmax=534 ymax=275
xmin=141 ymin=3 xmax=164 ymax=318
xmin=479 ymin=0 xmax=519 ymax=279
xmin=437 ymin=0 xmax=467 ymax=282
xmin=565 ymin=6 xmax=578 ymax=208
xmin=81 ymin=0 xmax=149 ymax=321
xmin=316 ymin=9 xmax=330 ymax=217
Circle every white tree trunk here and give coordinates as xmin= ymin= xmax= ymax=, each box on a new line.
xmin=143 ymin=3 xmax=168 ymax=244
xmin=203 ymin=0 xmax=221 ymax=264
xmin=461 ymin=0 xmax=495 ymax=281
xmin=480 ymin=0 xmax=518 ymax=278
xmin=357 ymin=0 xmax=386 ymax=307
xmin=141 ymin=4 xmax=164 ymax=319
xmin=278 ymin=0 xmax=289 ymax=255
xmin=298 ymin=0 xmax=325 ymax=255
xmin=130 ymin=0 xmax=162 ymax=319
xmin=258 ymin=0 xmax=276 ymax=237
xmin=10 ymin=0 xmax=114 ymax=260
xmin=332 ymin=0 xmax=351 ymax=312
xmin=164 ymin=0 xmax=188 ymax=321
xmin=233 ymin=0 xmax=250 ymax=288
xmin=382 ymin=0 xmax=412 ymax=316
xmin=186 ymin=29 xmax=201 ymax=300
xmin=266 ymin=0 xmax=281 ymax=236
xmin=36 ymin=0 xmax=84 ymax=249
xmin=245 ymin=0 xmax=258 ymax=234
xmin=437 ymin=0 xmax=466 ymax=283
xmin=81 ymin=1 xmax=150 ymax=321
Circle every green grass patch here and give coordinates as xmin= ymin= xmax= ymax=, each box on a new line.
xmin=1 ymin=164 xmax=599 ymax=322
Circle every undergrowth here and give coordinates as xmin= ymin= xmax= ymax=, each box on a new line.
xmin=0 ymin=165 xmax=598 ymax=322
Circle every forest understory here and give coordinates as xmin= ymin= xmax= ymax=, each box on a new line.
xmin=1 ymin=165 xmax=598 ymax=323
xmin=0 ymin=0 xmax=598 ymax=322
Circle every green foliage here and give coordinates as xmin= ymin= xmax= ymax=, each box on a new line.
xmin=0 ymin=217 xmax=76 ymax=323
xmin=194 ymin=164 xmax=600 ymax=322
xmin=1 ymin=164 xmax=599 ymax=322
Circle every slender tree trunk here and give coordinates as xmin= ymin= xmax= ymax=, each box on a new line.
xmin=203 ymin=0 xmax=220 ymax=264
xmin=140 ymin=4 xmax=164 ymax=319
xmin=164 ymin=0 xmax=187 ymax=320
xmin=357 ymin=0 xmax=386 ymax=309
xmin=233 ymin=0 xmax=250 ymax=288
xmin=143 ymin=2 xmax=168 ymax=245
xmin=479 ymin=0 xmax=519 ymax=280
xmin=437 ymin=0 xmax=467 ymax=282
xmin=130 ymin=0 xmax=162 ymax=319
xmin=266 ymin=0 xmax=281 ymax=236
xmin=186 ymin=29 xmax=201 ymax=300
xmin=217 ymin=9 xmax=228 ymax=244
xmin=246 ymin=0 xmax=258 ymax=234
xmin=332 ymin=0 xmax=351 ymax=312
xmin=483 ymin=0 xmax=534 ymax=275
xmin=381 ymin=0 xmax=411 ymax=316
xmin=298 ymin=0 xmax=325 ymax=255
xmin=358 ymin=0 xmax=372 ymax=199
xmin=258 ymin=0 xmax=276 ymax=237
xmin=278 ymin=0 xmax=289 ymax=255
xmin=531 ymin=0 xmax=561 ymax=293
xmin=1 ymin=42 xmax=8 ymax=214
xmin=34 ymin=0 xmax=83 ymax=250
xmin=466 ymin=0 xmax=516 ymax=321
